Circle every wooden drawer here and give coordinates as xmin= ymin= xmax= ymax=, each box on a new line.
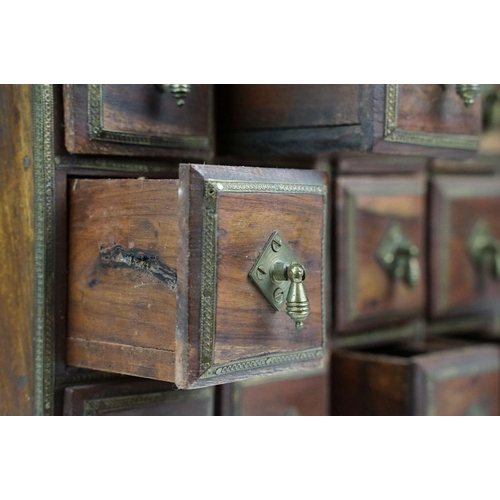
xmin=220 ymin=368 xmax=328 ymax=416
xmin=63 ymin=84 xmax=213 ymax=158
xmin=335 ymin=175 xmax=426 ymax=333
xmin=67 ymin=164 xmax=327 ymax=389
xmin=331 ymin=340 xmax=500 ymax=415
xmin=217 ymin=85 xmax=481 ymax=159
xmin=64 ymin=380 xmax=214 ymax=416
xmin=430 ymin=176 xmax=500 ymax=318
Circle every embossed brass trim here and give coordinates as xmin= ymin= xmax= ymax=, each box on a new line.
xmin=198 ymin=178 xmax=327 ymax=380
xmin=87 ymin=84 xmax=210 ymax=150
xmin=33 ymin=84 xmax=56 ymax=416
xmin=83 ymin=388 xmax=213 ymax=416
xmin=384 ymin=84 xmax=479 ymax=150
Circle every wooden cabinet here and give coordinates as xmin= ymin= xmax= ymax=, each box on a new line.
xmin=217 ymin=84 xmax=481 ymax=159
xmin=335 ymin=174 xmax=426 ymax=334
xmin=331 ymin=340 xmax=500 ymax=415
xmin=68 ymin=164 xmax=327 ymax=388
xmin=63 ymin=84 xmax=213 ymax=158
xmin=220 ymin=368 xmax=328 ymax=416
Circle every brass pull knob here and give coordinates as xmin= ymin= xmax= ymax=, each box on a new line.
xmin=455 ymin=84 xmax=481 ymax=107
xmin=156 ymin=84 xmax=191 ymax=106
xmin=376 ymin=223 xmax=420 ymax=288
xmin=249 ymin=232 xmax=311 ymax=330
xmin=468 ymin=220 xmax=500 ymax=279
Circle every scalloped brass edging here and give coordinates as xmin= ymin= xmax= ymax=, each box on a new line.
xmin=198 ymin=179 xmax=327 ymax=380
xmin=384 ymin=84 xmax=479 ymax=151
xmin=87 ymin=84 xmax=210 ymax=150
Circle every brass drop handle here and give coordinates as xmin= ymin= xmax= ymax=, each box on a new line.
xmin=453 ymin=84 xmax=481 ymax=107
xmin=156 ymin=84 xmax=191 ymax=106
xmin=376 ymin=223 xmax=420 ymax=288
xmin=271 ymin=261 xmax=310 ymax=330
xmin=249 ymin=231 xmax=311 ymax=330
xmin=468 ymin=220 xmax=500 ymax=279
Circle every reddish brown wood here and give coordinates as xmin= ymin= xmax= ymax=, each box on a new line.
xmin=335 ymin=175 xmax=426 ymax=333
xmin=64 ymin=379 xmax=214 ymax=416
xmin=67 ymin=179 xmax=179 ymax=381
xmin=63 ymin=84 xmax=213 ymax=159
xmin=0 ymin=85 xmax=35 ymax=415
xmin=220 ymin=369 xmax=328 ymax=416
xmin=331 ymin=339 xmax=500 ymax=416
xmin=430 ymin=176 xmax=500 ymax=318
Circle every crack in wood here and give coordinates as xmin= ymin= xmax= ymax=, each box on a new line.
xmin=100 ymin=245 xmax=177 ymax=290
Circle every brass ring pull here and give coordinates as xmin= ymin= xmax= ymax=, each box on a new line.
xmin=156 ymin=84 xmax=191 ymax=106
xmin=376 ymin=223 xmax=420 ymax=288
xmin=249 ymin=232 xmax=310 ymax=330
xmin=468 ymin=220 xmax=500 ymax=279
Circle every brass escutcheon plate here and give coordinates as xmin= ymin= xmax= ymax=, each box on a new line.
xmin=249 ymin=231 xmax=298 ymax=311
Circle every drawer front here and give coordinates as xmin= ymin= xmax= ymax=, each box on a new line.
xmin=414 ymin=346 xmax=500 ymax=416
xmin=430 ymin=176 xmax=500 ymax=317
xmin=63 ymin=84 xmax=213 ymax=158
xmin=220 ymin=369 xmax=328 ymax=416
xmin=336 ymin=175 xmax=426 ymax=333
xmin=331 ymin=341 xmax=500 ymax=416
xmin=64 ymin=381 xmax=214 ymax=416
xmin=373 ymin=84 xmax=481 ymax=157
xmin=68 ymin=165 xmax=327 ymax=389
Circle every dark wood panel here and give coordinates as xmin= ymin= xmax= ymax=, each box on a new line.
xmin=220 ymin=369 xmax=328 ymax=416
xmin=0 ymin=85 xmax=35 ymax=415
xmin=336 ymin=175 xmax=426 ymax=333
xmin=64 ymin=379 xmax=214 ymax=416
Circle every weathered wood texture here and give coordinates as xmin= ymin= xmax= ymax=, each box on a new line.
xmin=335 ymin=175 xmax=426 ymax=333
xmin=63 ymin=84 xmax=213 ymax=159
xmin=0 ymin=85 xmax=34 ymax=415
xmin=220 ymin=369 xmax=328 ymax=416
xmin=331 ymin=340 xmax=500 ymax=416
xmin=177 ymin=164 xmax=327 ymax=388
xmin=67 ymin=179 xmax=179 ymax=381
xmin=64 ymin=380 xmax=214 ymax=416
xmin=430 ymin=176 xmax=500 ymax=318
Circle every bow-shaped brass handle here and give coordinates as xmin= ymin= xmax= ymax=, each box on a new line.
xmin=468 ymin=220 xmax=500 ymax=279
xmin=376 ymin=223 xmax=420 ymax=288
xmin=156 ymin=84 xmax=191 ymax=106
xmin=249 ymin=232 xmax=310 ymax=330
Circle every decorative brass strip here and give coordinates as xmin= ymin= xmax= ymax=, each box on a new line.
xmin=83 ymin=388 xmax=212 ymax=416
xmin=87 ymin=84 xmax=210 ymax=150
xmin=383 ymin=84 xmax=479 ymax=151
xmin=55 ymin=155 xmax=171 ymax=174
xmin=198 ymin=178 xmax=327 ymax=380
xmin=33 ymin=84 xmax=56 ymax=416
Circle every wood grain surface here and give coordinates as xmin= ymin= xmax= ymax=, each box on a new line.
xmin=0 ymin=84 xmax=34 ymax=415
xmin=336 ymin=175 xmax=426 ymax=333
xmin=67 ymin=179 xmax=179 ymax=380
